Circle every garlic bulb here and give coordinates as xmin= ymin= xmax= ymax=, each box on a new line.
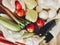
xmin=39 ymin=10 xmax=48 ymax=20
xmin=48 ymin=9 xmax=57 ymax=18
xmin=2 ymin=0 xmax=15 ymax=12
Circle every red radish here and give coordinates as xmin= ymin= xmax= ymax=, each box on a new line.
xmin=15 ymin=1 xmax=22 ymax=10
xmin=16 ymin=9 xmax=25 ymax=17
xmin=0 ymin=34 xmax=5 ymax=39
xmin=36 ymin=19 xmax=44 ymax=28
xmin=16 ymin=42 xmax=25 ymax=45
xmin=26 ymin=24 xmax=35 ymax=33
xmin=0 ymin=39 xmax=15 ymax=45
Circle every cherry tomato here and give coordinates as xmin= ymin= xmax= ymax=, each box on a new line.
xmin=15 ymin=1 xmax=22 ymax=10
xmin=26 ymin=24 xmax=35 ymax=33
xmin=16 ymin=9 xmax=25 ymax=17
xmin=36 ymin=19 xmax=44 ymax=28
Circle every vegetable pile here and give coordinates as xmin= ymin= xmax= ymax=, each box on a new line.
xmin=0 ymin=0 xmax=60 ymax=45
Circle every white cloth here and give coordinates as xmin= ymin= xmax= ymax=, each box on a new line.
xmin=2 ymin=0 xmax=26 ymax=12
xmin=38 ymin=0 xmax=60 ymax=10
xmin=2 ymin=0 xmax=15 ymax=12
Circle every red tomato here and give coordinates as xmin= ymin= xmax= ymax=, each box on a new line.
xmin=15 ymin=1 xmax=22 ymax=10
xmin=26 ymin=24 xmax=35 ymax=33
xmin=36 ymin=19 xmax=44 ymax=28
xmin=16 ymin=9 xmax=25 ymax=17
xmin=16 ymin=42 xmax=25 ymax=45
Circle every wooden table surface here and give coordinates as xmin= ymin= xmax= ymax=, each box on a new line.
xmin=48 ymin=32 xmax=60 ymax=45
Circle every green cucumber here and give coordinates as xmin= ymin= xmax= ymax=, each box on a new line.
xmin=0 ymin=4 xmax=31 ymax=30
xmin=0 ymin=17 xmax=20 ymax=31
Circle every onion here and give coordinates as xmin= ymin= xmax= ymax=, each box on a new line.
xmin=39 ymin=10 xmax=48 ymax=20
xmin=48 ymin=9 xmax=57 ymax=18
